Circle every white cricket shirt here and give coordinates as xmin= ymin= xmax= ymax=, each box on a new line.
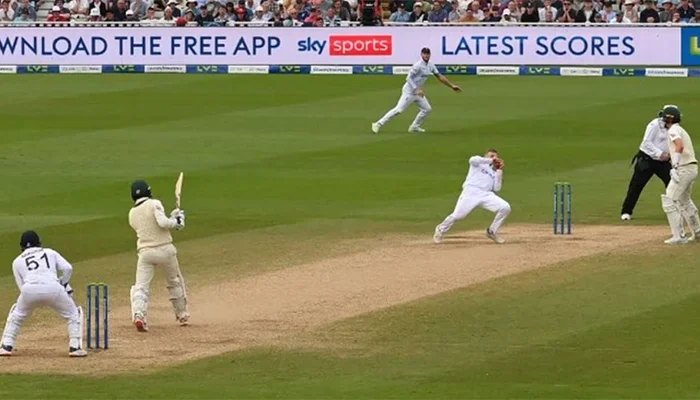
xmin=12 ymin=247 xmax=72 ymax=289
xmin=402 ymin=59 xmax=439 ymax=95
xmin=668 ymin=124 xmax=698 ymax=166
xmin=462 ymin=156 xmax=503 ymax=192
xmin=639 ymin=118 xmax=669 ymax=160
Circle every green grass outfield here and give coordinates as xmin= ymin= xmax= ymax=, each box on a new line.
xmin=0 ymin=75 xmax=700 ymax=398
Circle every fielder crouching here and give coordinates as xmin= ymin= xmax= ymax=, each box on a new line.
xmin=128 ymin=180 xmax=189 ymax=332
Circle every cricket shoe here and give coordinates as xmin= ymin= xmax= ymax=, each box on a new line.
xmin=408 ymin=126 xmax=426 ymax=133
xmin=0 ymin=344 xmax=12 ymax=357
xmin=177 ymin=314 xmax=190 ymax=327
xmin=433 ymin=226 xmax=444 ymax=244
xmin=664 ymin=236 xmax=689 ymax=245
xmin=69 ymin=347 xmax=87 ymax=358
xmin=486 ymin=229 xmax=506 ymax=244
xmin=371 ymin=122 xmax=381 ymax=134
xmin=621 ymin=213 xmax=631 ymax=221
xmin=134 ymin=315 xmax=149 ymax=332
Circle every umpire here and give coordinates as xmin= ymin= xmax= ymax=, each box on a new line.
xmin=620 ymin=106 xmax=674 ymax=220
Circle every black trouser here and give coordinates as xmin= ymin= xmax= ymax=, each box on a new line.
xmin=621 ymin=151 xmax=672 ymax=215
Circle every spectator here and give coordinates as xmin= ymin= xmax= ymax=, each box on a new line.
xmin=270 ymin=9 xmax=283 ymax=23
xmin=556 ymin=0 xmax=575 ymax=21
xmin=261 ymin=0 xmax=273 ymax=18
xmin=640 ymin=0 xmax=659 ymax=20
xmin=500 ymin=6 xmax=517 ymax=20
xmin=224 ymin=0 xmax=234 ymax=13
xmin=576 ymin=0 xmax=597 ymax=20
xmin=0 ymin=0 xmax=14 ymax=20
xmin=671 ymin=9 xmax=681 ymax=20
xmin=659 ymin=0 xmax=672 ymax=20
xmin=204 ymin=0 xmax=219 ymax=14
xmin=599 ymin=0 xmax=615 ymax=20
xmin=250 ymin=3 xmax=266 ymax=20
xmin=141 ymin=5 xmax=159 ymax=21
xmin=88 ymin=5 xmax=102 ymax=19
xmin=67 ymin=0 xmax=88 ymax=16
xmin=302 ymin=5 xmax=320 ymax=21
xmin=690 ymin=7 xmax=700 ymax=20
xmin=111 ymin=0 xmax=126 ymax=19
xmin=129 ymin=0 xmax=148 ymax=17
xmin=324 ymin=5 xmax=342 ymax=23
xmin=195 ymin=4 xmax=214 ymax=22
xmin=13 ymin=7 xmax=31 ymax=22
xmin=244 ymin=0 xmax=256 ymax=12
xmin=282 ymin=6 xmax=301 ymax=23
xmin=167 ymin=0 xmax=181 ymax=15
xmin=505 ymin=0 xmax=520 ymax=19
xmin=184 ymin=0 xmax=199 ymax=15
xmin=678 ymin=0 xmax=694 ymax=19
xmin=13 ymin=0 xmax=36 ymax=20
xmin=152 ymin=0 xmax=166 ymax=10
xmin=521 ymin=0 xmax=539 ymax=20
xmin=456 ymin=6 xmax=476 ymax=19
xmin=468 ymin=0 xmax=483 ymax=18
xmin=182 ymin=8 xmax=196 ymax=20
xmin=47 ymin=4 xmax=69 ymax=19
xmin=484 ymin=4 xmax=500 ymax=19
xmin=88 ymin=0 xmax=106 ymax=16
xmin=447 ymin=0 xmax=463 ymax=19
xmin=543 ymin=7 xmax=554 ymax=19
xmin=162 ymin=5 xmax=176 ymax=20
xmin=54 ymin=0 xmax=70 ymax=14
xmin=428 ymin=0 xmax=447 ymax=20
xmin=538 ymin=0 xmax=557 ymax=19
xmin=408 ymin=1 xmax=425 ymax=19
xmin=390 ymin=1 xmax=409 ymax=19
xmin=125 ymin=7 xmax=137 ymax=19
xmin=611 ymin=8 xmax=631 ymax=20
xmin=551 ymin=0 xmax=562 ymax=8
xmin=622 ymin=0 xmax=639 ymax=21
xmin=331 ymin=0 xmax=350 ymax=19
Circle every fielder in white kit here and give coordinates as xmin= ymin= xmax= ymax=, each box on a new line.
xmin=433 ymin=149 xmax=511 ymax=244
xmin=0 ymin=231 xmax=86 ymax=357
xmin=371 ymin=47 xmax=461 ymax=134
xmin=129 ymin=180 xmax=188 ymax=332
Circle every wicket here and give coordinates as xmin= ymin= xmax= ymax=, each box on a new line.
xmin=553 ymin=182 xmax=572 ymax=234
xmin=86 ymin=282 xmax=109 ymax=349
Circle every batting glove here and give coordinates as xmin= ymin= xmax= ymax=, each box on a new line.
xmin=671 ymin=168 xmax=680 ymax=183
xmin=175 ymin=210 xmax=186 ymax=230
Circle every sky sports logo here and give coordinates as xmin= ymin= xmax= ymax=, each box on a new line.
xmin=297 ymin=35 xmax=392 ymax=56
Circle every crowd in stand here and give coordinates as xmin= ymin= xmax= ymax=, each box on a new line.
xmin=388 ymin=0 xmax=700 ymax=23
xmin=0 ymin=0 xmax=698 ymax=24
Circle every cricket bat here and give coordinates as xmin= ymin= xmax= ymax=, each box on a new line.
xmin=175 ymin=172 xmax=184 ymax=209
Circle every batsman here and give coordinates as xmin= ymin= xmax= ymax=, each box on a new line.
xmin=660 ymin=106 xmax=700 ymax=244
xmin=128 ymin=175 xmax=189 ymax=332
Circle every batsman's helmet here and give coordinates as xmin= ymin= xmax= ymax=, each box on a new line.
xmin=20 ymin=230 xmax=41 ymax=250
xmin=131 ymin=180 xmax=152 ymax=202
xmin=660 ymin=105 xmax=682 ymax=125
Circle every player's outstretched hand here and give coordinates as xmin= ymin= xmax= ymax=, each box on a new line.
xmin=452 ymin=85 xmax=462 ymax=93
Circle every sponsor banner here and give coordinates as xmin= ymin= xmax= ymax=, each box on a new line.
xmin=519 ymin=66 xmax=561 ymax=76
xmin=437 ymin=65 xmax=476 ymax=75
xmin=102 ymin=64 xmax=145 ymax=73
xmin=689 ymin=69 xmax=700 ymax=77
xmin=645 ymin=67 xmax=688 ymax=77
xmin=560 ymin=67 xmax=603 ymax=76
xmin=186 ymin=65 xmax=228 ymax=74
xmin=268 ymin=65 xmax=311 ymax=74
xmin=602 ymin=67 xmax=645 ymax=77
xmin=17 ymin=65 xmax=60 ymax=73
xmin=352 ymin=65 xmax=392 ymax=74
xmin=59 ymin=65 xmax=102 ymax=73
xmin=392 ymin=66 xmax=411 ymax=74
xmin=310 ymin=65 xmax=352 ymax=74
xmin=681 ymin=27 xmax=700 ymax=66
xmin=228 ymin=65 xmax=269 ymax=74
xmin=144 ymin=65 xmax=186 ymax=73
xmin=0 ymin=27 xmax=681 ymax=65
xmin=477 ymin=66 xmax=519 ymax=75
xmin=0 ymin=65 xmax=17 ymax=73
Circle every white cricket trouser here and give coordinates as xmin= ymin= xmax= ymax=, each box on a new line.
xmin=130 ymin=243 xmax=189 ymax=323
xmin=377 ymin=91 xmax=432 ymax=128
xmin=664 ymin=164 xmax=700 ymax=236
xmin=1 ymin=282 xmax=81 ymax=349
xmin=437 ymin=187 xmax=511 ymax=235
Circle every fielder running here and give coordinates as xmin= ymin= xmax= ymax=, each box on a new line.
xmin=371 ymin=47 xmax=461 ymax=134
xmin=128 ymin=180 xmax=188 ymax=332
xmin=659 ymin=106 xmax=700 ymax=244
xmin=0 ymin=231 xmax=86 ymax=357
xmin=433 ymin=149 xmax=511 ymax=244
